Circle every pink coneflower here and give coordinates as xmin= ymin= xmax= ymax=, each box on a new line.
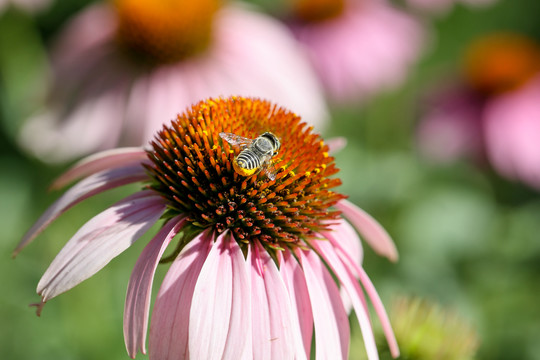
xmin=417 ymin=33 xmax=540 ymax=190
xmin=16 ymin=97 xmax=399 ymax=359
xmin=19 ymin=0 xmax=328 ymax=163
xmin=287 ymin=0 xmax=424 ymax=103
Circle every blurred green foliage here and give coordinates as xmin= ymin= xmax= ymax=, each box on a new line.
xmin=2 ymin=0 xmax=540 ymax=359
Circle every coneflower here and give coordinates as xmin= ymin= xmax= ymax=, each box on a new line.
xmin=416 ymin=32 xmax=540 ymax=190
xmin=287 ymin=0 xmax=424 ymax=103
xmin=16 ymin=97 xmax=399 ymax=359
xmin=19 ymin=0 xmax=327 ymax=163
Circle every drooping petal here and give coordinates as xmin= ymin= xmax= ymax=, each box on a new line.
xmin=249 ymin=242 xmax=298 ymax=360
xmin=334 ymin=243 xmax=400 ymax=358
xmin=335 ymin=200 xmax=398 ymax=262
xmin=311 ymin=237 xmax=381 ymax=360
xmin=248 ymin=245 xmax=270 ymax=360
xmin=222 ymin=234 xmax=252 ymax=360
xmin=298 ymin=249 xmax=349 ymax=360
xmin=14 ymin=165 xmax=148 ymax=256
xmin=278 ymin=250 xmax=312 ymax=359
xmin=149 ymin=230 xmax=213 ymax=360
xmin=189 ymin=232 xmax=250 ymax=360
xmin=51 ymin=147 xmax=149 ymax=190
xmin=329 ymin=218 xmax=364 ymax=266
xmin=36 ymin=191 xmax=166 ymax=303
xmin=124 ymin=216 xmax=186 ymax=358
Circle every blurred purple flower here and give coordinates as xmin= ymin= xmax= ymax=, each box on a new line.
xmin=17 ymin=97 xmax=399 ymax=359
xmin=417 ymin=33 xmax=540 ymax=189
xmin=416 ymin=84 xmax=486 ymax=163
xmin=289 ymin=0 xmax=425 ymax=103
xmin=19 ymin=1 xmax=328 ymax=163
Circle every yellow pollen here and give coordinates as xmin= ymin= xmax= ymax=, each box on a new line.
xmin=114 ymin=0 xmax=219 ymax=64
xmin=292 ymin=0 xmax=345 ymax=23
xmin=464 ymin=33 xmax=540 ymax=94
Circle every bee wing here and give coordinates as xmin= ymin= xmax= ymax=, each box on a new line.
xmin=219 ymin=132 xmax=253 ymax=149
xmin=261 ymin=156 xmax=278 ymax=181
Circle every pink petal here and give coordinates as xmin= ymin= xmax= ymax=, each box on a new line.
xmin=326 ymin=137 xmax=347 ymax=154
xmin=51 ymin=147 xmax=148 ymax=190
xmin=36 ymin=191 xmax=166 ymax=303
xmin=189 ymin=232 xmax=251 ymax=360
xmin=334 ymin=243 xmax=400 ymax=358
xmin=297 ymin=249 xmax=349 ymax=360
xmin=335 ymin=200 xmax=398 ymax=262
xmin=311 ymin=238 xmax=380 ymax=360
xmin=328 ymin=218 xmax=364 ymax=266
xmin=249 ymin=242 xmax=299 ymax=360
xmin=14 ymin=165 xmax=148 ymax=257
xmin=249 ymin=246 xmax=270 ymax=360
xmin=20 ymin=91 xmax=130 ymax=164
xmin=278 ymin=250 xmax=313 ymax=359
xmin=124 ymin=216 xmax=186 ymax=358
xmin=149 ymin=230 xmax=213 ymax=360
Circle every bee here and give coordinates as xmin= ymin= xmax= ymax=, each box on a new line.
xmin=219 ymin=131 xmax=281 ymax=180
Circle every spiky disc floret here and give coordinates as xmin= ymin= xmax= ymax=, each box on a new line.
xmin=146 ymin=97 xmax=345 ymax=249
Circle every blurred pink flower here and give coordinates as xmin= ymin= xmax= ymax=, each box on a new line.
xmin=0 ymin=0 xmax=50 ymax=13
xmin=417 ymin=33 xmax=540 ymax=189
xmin=406 ymin=0 xmax=496 ymax=15
xmin=16 ymin=97 xmax=399 ymax=359
xmin=416 ymin=84 xmax=486 ymax=163
xmin=289 ymin=0 xmax=425 ymax=103
xmin=19 ymin=1 xmax=328 ymax=163
xmin=484 ymin=76 xmax=540 ymax=190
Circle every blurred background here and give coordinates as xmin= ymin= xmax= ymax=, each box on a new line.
xmin=2 ymin=0 xmax=540 ymax=359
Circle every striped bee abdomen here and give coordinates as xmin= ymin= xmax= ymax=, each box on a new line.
xmin=220 ymin=131 xmax=280 ymax=179
xmin=237 ymin=150 xmax=261 ymax=170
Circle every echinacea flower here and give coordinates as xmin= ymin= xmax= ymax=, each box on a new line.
xmin=417 ymin=32 xmax=540 ymax=190
xmin=17 ymin=97 xmax=399 ymax=359
xmin=287 ymin=0 xmax=424 ymax=103
xmin=19 ymin=0 xmax=328 ymax=163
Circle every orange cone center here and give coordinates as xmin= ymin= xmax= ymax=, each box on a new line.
xmin=114 ymin=0 xmax=220 ymax=64
xmin=464 ymin=33 xmax=540 ymax=94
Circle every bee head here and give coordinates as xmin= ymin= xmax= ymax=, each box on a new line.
xmin=262 ymin=132 xmax=281 ymax=156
